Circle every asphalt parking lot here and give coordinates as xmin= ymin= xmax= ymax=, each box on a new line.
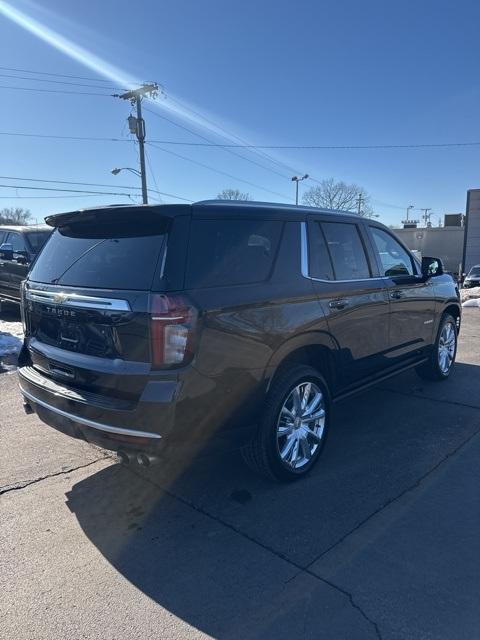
xmin=1 ymin=310 xmax=480 ymax=640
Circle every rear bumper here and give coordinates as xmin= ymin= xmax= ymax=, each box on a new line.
xmin=18 ymin=364 xmax=257 ymax=455
xmin=18 ymin=365 xmax=174 ymax=453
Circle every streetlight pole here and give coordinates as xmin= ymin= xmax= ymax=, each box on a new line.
xmin=401 ymin=204 xmax=418 ymax=227
xmin=356 ymin=193 xmax=364 ymax=216
xmin=291 ymin=174 xmax=309 ymax=205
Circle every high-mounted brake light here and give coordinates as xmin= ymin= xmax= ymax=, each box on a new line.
xmin=150 ymin=294 xmax=197 ymax=367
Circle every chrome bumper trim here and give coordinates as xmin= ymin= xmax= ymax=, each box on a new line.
xmin=26 ymin=289 xmax=131 ymax=311
xmin=20 ymin=386 xmax=162 ymax=439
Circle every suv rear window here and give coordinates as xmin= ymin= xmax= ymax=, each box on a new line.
xmin=186 ymin=219 xmax=282 ymax=288
xmin=28 ymin=220 xmax=167 ymax=290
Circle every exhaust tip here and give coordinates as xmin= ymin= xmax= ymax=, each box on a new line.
xmin=137 ymin=453 xmax=150 ymax=467
xmin=137 ymin=452 xmax=160 ymax=467
xmin=117 ymin=450 xmax=131 ymax=465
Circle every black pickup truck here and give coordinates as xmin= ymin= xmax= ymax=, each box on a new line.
xmin=0 ymin=225 xmax=51 ymax=305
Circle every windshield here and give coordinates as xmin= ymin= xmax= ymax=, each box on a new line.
xmin=468 ymin=267 xmax=480 ymax=277
xmin=25 ymin=230 xmax=51 ymax=253
xmin=29 ymin=220 xmax=167 ymax=290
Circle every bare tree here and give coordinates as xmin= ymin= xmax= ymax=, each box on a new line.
xmin=302 ymin=178 xmax=375 ymax=217
xmin=217 ymin=188 xmax=252 ymax=201
xmin=0 ymin=207 xmax=32 ymax=225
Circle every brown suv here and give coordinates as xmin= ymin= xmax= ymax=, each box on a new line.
xmin=18 ymin=201 xmax=461 ymax=480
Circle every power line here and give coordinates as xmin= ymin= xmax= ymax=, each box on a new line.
xmin=146 ymin=141 xmax=293 ymax=201
xmin=0 ymin=65 xmax=114 ymax=83
xmin=3 ymin=129 xmax=480 ymax=151
xmin=166 ymin=95 xmax=302 ymax=176
xmin=2 ymin=129 xmax=480 ymax=151
xmin=144 ymin=106 xmax=292 ymax=181
xmin=144 ymin=140 xmax=480 ymax=151
xmin=0 ymin=175 xmax=193 ymax=202
xmin=0 ymin=174 xmax=142 ymax=190
xmin=0 ymin=73 xmax=122 ymax=91
xmin=0 ymin=131 xmax=129 ymax=142
xmin=0 ymin=85 xmax=114 ymax=97
xmin=144 ymin=147 xmax=162 ymax=200
xmin=0 ymin=183 xmax=134 ymax=196
xmin=0 ymin=194 xmax=116 ymax=200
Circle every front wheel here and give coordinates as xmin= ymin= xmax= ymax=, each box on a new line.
xmin=242 ymin=365 xmax=330 ymax=481
xmin=416 ymin=313 xmax=458 ymax=381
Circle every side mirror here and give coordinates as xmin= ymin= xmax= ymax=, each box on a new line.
xmin=0 ymin=243 xmax=13 ymax=260
xmin=421 ymin=256 xmax=444 ymax=278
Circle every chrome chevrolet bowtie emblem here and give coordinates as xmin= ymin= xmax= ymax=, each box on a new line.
xmin=53 ymin=293 xmax=67 ymax=304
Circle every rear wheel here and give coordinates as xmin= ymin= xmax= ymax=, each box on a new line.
xmin=416 ymin=313 xmax=457 ymax=381
xmin=242 ymin=365 xmax=330 ymax=481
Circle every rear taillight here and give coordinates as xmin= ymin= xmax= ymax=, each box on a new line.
xmin=150 ymin=294 xmax=197 ymax=368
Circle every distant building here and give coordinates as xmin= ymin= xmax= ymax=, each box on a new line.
xmin=463 ymin=189 xmax=480 ymax=273
xmin=444 ymin=213 xmax=464 ymax=227
xmin=395 ymin=226 xmax=464 ymax=274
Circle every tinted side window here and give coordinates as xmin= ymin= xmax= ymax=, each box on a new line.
xmin=7 ymin=232 xmax=26 ymax=253
xmin=321 ymin=222 xmax=370 ymax=280
xmin=308 ymin=222 xmax=334 ymax=280
xmin=186 ymin=219 xmax=282 ymax=288
xmin=370 ymin=227 xmax=414 ymax=277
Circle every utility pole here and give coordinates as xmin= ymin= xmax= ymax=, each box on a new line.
xmin=420 ymin=208 xmax=432 ymax=227
xmin=114 ymin=83 xmax=160 ymax=204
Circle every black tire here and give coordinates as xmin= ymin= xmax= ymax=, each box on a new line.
xmin=415 ymin=313 xmax=458 ymax=381
xmin=241 ymin=365 xmax=330 ymax=481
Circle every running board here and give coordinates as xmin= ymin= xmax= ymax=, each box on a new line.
xmin=333 ymin=357 xmax=428 ymax=403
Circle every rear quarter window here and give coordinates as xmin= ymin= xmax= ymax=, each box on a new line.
xmin=186 ymin=219 xmax=283 ymax=288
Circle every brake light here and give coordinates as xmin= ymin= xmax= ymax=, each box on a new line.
xmin=150 ymin=294 xmax=197 ymax=367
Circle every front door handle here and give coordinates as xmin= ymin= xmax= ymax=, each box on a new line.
xmin=329 ymin=298 xmax=349 ymax=310
xmin=390 ymin=290 xmax=404 ymax=300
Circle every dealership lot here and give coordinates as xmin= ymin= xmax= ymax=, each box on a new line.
xmin=1 ymin=310 xmax=479 ymax=640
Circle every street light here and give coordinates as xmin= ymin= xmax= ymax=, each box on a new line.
xmin=291 ymin=174 xmax=309 ymax=205
xmin=111 ymin=167 xmax=142 ymax=178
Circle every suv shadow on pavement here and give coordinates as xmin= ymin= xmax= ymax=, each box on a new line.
xmin=65 ymin=361 xmax=480 ymax=639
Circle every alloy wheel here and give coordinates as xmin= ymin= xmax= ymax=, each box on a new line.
xmin=438 ymin=321 xmax=456 ymax=374
xmin=276 ymin=381 xmax=326 ymax=469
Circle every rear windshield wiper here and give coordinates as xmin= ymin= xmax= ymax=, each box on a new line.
xmin=50 ymin=238 xmax=115 ymax=284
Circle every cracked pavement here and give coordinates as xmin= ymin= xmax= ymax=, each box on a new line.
xmin=1 ymin=309 xmax=480 ymax=639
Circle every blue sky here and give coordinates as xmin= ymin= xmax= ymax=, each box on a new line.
xmin=0 ymin=0 xmax=479 ymax=225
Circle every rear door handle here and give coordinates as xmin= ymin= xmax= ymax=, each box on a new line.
xmin=329 ymin=298 xmax=349 ymax=310
xmin=390 ymin=291 xmax=404 ymax=300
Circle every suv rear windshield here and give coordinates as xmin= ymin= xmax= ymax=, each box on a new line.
xmin=186 ymin=219 xmax=282 ymax=288
xmin=29 ymin=219 xmax=167 ymax=290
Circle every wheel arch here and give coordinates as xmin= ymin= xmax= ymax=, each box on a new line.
xmin=264 ymin=332 xmax=338 ymax=396
xmin=443 ymin=301 xmax=461 ymax=332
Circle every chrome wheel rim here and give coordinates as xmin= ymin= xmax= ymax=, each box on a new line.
xmin=276 ymin=382 xmax=326 ymax=470
xmin=438 ymin=322 xmax=456 ymax=374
